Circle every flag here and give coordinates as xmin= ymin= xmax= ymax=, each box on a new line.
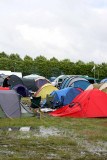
xmin=92 ymin=65 xmax=95 ymax=71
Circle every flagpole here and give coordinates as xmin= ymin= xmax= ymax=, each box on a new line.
xmin=94 ymin=65 xmax=95 ymax=79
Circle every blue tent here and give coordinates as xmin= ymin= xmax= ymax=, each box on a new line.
xmin=67 ymin=77 xmax=90 ymax=91
xmin=100 ymin=78 xmax=107 ymax=83
xmin=51 ymin=87 xmax=82 ymax=107
xmin=42 ymin=87 xmax=82 ymax=108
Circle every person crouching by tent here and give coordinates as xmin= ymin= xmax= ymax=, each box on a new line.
xmin=3 ymin=76 xmax=11 ymax=87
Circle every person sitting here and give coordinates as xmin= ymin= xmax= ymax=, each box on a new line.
xmin=3 ymin=76 xmax=11 ymax=87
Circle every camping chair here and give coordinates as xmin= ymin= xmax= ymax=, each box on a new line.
xmin=30 ymin=96 xmax=42 ymax=119
xmin=30 ymin=96 xmax=41 ymax=108
xmin=44 ymin=94 xmax=54 ymax=108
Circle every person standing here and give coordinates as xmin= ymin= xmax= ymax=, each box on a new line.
xmin=3 ymin=76 xmax=11 ymax=87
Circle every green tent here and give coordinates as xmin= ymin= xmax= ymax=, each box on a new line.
xmin=81 ymin=76 xmax=100 ymax=84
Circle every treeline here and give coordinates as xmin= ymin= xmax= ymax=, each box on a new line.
xmin=0 ymin=52 xmax=107 ymax=80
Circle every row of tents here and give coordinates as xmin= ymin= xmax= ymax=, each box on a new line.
xmin=52 ymin=75 xmax=102 ymax=89
xmin=38 ymin=76 xmax=107 ymax=118
xmin=0 ymin=74 xmax=107 ymax=118
xmin=0 ymin=74 xmax=52 ymax=118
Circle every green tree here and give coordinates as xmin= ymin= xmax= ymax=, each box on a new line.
xmin=9 ymin=53 xmax=22 ymax=60
xmin=0 ymin=52 xmax=9 ymax=58
xmin=24 ymin=55 xmax=33 ymax=61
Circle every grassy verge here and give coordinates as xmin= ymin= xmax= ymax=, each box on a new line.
xmin=0 ymin=114 xmax=107 ymax=160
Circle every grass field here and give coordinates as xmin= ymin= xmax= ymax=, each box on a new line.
xmin=0 ymin=114 xmax=107 ymax=160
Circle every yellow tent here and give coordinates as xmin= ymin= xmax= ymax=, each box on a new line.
xmin=34 ymin=83 xmax=58 ymax=102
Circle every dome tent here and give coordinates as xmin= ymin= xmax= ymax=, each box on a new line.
xmin=0 ymin=90 xmax=34 ymax=118
xmin=34 ymin=83 xmax=58 ymax=102
xmin=49 ymin=89 xmax=107 ymax=118
xmin=13 ymin=84 xmax=31 ymax=97
xmin=50 ymin=87 xmax=82 ymax=108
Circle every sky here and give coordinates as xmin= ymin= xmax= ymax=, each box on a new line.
xmin=0 ymin=0 xmax=107 ymax=64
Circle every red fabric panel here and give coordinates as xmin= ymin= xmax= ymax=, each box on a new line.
xmin=0 ymin=87 xmax=10 ymax=90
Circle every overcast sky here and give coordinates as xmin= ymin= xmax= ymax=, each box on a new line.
xmin=0 ymin=0 xmax=107 ymax=64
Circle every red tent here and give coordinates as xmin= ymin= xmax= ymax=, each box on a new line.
xmin=0 ymin=87 xmax=10 ymax=90
xmin=49 ymin=89 xmax=107 ymax=118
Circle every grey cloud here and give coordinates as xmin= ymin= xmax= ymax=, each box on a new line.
xmin=0 ymin=0 xmax=107 ymax=63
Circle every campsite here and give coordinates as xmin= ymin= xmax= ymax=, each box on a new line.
xmin=0 ymin=72 xmax=107 ymax=160
xmin=1 ymin=0 xmax=107 ymax=158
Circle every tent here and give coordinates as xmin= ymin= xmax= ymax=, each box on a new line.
xmin=85 ymin=83 xmax=103 ymax=90
xmin=100 ymin=78 xmax=107 ymax=83
xmin=60 ymin=76 xmax=78 ymax=89
xmin=13 ymin=84 xmax=31 ymax=97
xmin=99 ymin=83 xmax=107 ymax=93
xmin=61 ymin=76 xmax=78 ymax=89
xmin=0 ymin=78 xmax=4 ymax=86
xmin=52 ymin=75 xmax=68 ymax=88
xmin=62 ymin=76 xmax=90 ymax=91
xmin=0 ymin=90 xmax=34 ymax=118
xmin=34 ymin=83 xmax=58 ymax=102
xmin=49 ymin=87 xmax=82 ymax=108
xmin=8 ymin=75 xmax=38 ymax=92
xmin=49 ymin=77 xmax=56 ymax=82
xmin=23 ymin=74 xmax=51 ymax=89
xmin=49 ymin=89 xmax=107 ymax=118
xmin=86 ymin=83 xmax=107 ymax=93
xmin=81 ymin=76 xmax=100 ymax=84
xmin=0 ymin=90 xmax=21 ymax=118
xmin=35 ymin=78 xmax=51 ymax=88
xmin=23 ymin=74 xmax=44 ymax=79
xmin=60 ymin=77 xmax=70 ymax=89
xmin=0 ymin=87 xmax=10 ymax=90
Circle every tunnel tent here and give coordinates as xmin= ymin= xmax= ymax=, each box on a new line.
xmin=67 ymin=77 xmax=90 ymax=91
xmin=62 ymin=76 xmax=78 ymax=89
xmin=60 ymin=77 xmax=70 ymax=89
xmin=52 ymin=75 xmax=68 ymax=88
xmin=9 ymin=75 xmax=38 ymax=92
xmin=22 ymin=78 xmax=38 ymax=92
xmin=9 ymin=74 xmax=23 ymax=87
xmin=81 ymin=75 xmax=100 ymax=84
xmin=100 ymin=78 xmax=107 ymax=83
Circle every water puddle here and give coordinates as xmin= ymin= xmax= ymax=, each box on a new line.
xmin=34 ymin=126 xmax=60 ymax=137
xmin=0 ymin=126 xmax=61 ymax=138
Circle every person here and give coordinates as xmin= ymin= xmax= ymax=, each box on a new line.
xmin=3 ymin=76 xmax=11 ymax=87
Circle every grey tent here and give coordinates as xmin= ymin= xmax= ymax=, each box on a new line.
xmin=0 ymin=90 xmax=34 ymax=118
xmin=0 ymin=78 xmax=4 ymax=86
xmin=8 ymin=75 xmax=38 ymax=92
xmin=0 ymin=90 xmax=21 ymax=118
